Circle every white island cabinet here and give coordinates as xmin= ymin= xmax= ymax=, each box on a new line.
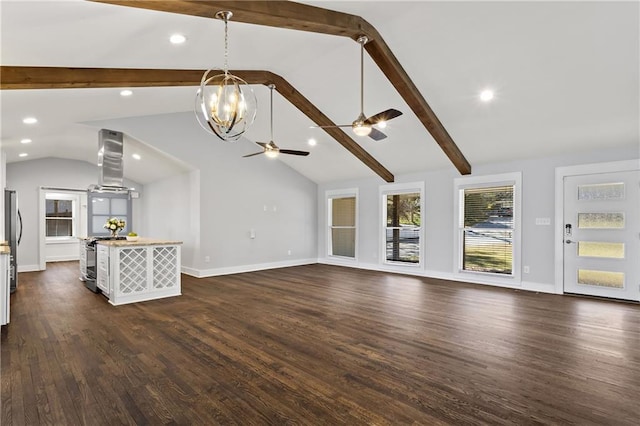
xmin=1 ymin=246 xmax=10 ymax=325
xmin=97 ymin=238 xmax=182 ymax=306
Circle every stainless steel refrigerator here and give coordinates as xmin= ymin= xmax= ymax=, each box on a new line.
xmin=4 ymin=189 xmax=22 ymax=293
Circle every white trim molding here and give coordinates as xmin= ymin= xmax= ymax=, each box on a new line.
xmin=453 ymin=172 xmax=523 ymax=287
xmin=325 ymin=187 xmax=359 ymax=263
xmin=185 ymin=258 xmax=318 ymax=279
xmin=379 ymin=181 xmax=425 ymax=268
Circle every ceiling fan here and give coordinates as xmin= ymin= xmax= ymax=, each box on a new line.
xmin=313 ymin=35 xmax=402 ymax=141
xmin=243 ymin=84 xmax=310 ymax=159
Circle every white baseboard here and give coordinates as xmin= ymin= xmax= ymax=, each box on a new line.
xmin=180 ymin=265 xmax=200 ymax=277
xmin=18 ymin=264 xmax=41 ymax=272
xmin=318 ymin=258 xmax=557 ymax=295
xmin=183 ymin=258 xmax=318 ymax=279
xmin=522 ymin=280 xmax=561 ymax=294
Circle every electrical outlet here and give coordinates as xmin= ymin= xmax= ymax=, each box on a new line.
xmin=523 ymin=266 xmax=530 ymax=274
xmin=204 ymin=256 xmax=211 ymax=263
xmin=287 ymin=249 xmax=292 ymax=256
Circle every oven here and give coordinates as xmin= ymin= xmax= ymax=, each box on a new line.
xmin=84 ymin=236 xmax=125 ymax=293
xmin=85 ymin=239 xmax=98 ymax=292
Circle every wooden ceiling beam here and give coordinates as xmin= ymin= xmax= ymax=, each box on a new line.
xmin=0 ymin=65 xmax=394 ymax=182
xmin=89 ymin=0 xmax=471 ymax=174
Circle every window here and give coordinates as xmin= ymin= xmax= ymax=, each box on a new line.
xmin=327 ymin=190 xmax=357 ymax=259
xmin=381 ymin=182 xmax=423 ymax=265
xmin=45 ymin=193 xmax=78 ymax=239
xmin=455 ymin=172 xmax=521 ymax=279
xmin=88 ymin=192 xmax=131 ymax=236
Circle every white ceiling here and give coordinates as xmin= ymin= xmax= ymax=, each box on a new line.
xmin=1 ymin=0 xmax=638 ymax=184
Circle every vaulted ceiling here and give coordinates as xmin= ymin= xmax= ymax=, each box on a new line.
xmin=1 ymin=1 xmax=638 ymax=184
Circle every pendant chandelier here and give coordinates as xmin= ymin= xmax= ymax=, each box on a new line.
xmin=195 ymin=11 xmax=257 ymax=141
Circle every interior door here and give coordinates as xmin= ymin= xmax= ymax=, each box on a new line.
xmin=563 ymin=170 xmax=639 ymax=301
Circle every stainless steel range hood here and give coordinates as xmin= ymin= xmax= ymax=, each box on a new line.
xmin=88 ymin=129 xmax=129 ymax=194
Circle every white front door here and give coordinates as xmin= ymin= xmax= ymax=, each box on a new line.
xmin=563 ymin=170 xmax=639 ymax=301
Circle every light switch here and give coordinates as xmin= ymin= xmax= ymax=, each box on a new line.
xmin=535 ymin=218 xmax=551 ymax=225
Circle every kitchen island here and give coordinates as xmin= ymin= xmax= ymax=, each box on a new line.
xmin=97 ymin=238 xmax=182 ymax=306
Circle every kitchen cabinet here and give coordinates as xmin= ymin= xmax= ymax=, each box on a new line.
xmin=79 ymin=239 xmax=87 ymax=280
xmin=1 ymin=249 xmax=10 ymax=325
xmin=97 ymin=244 xmax=109 ymax=294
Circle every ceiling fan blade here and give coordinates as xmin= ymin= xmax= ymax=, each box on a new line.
xmin=242 ymin=151 xmax=265 ymax=158
xmin=368 ymin=127 xmax=387 ymax=141
xmin=256 ymin=142 xmax=268 ymax=148
xmin=364 ymin=108 xmax=403 ymax=125
xmin=280 ymin=149 xmax=310 ymax=156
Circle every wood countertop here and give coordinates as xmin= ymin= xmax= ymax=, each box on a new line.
xmin=96 ymin=238 xmax=183 ymax=247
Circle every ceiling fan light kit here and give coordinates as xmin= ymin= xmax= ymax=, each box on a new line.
xmin=195 ymin=11 xmax=257 ymax=141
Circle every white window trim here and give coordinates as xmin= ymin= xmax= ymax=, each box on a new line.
xmin=44 ymin=192 xmax=79 ymax=242
xmin=326 ymin=188 xmax=359 ymax=262
xmin=453 ymin=172 xmax=522 ymax=285
xmin=379 ymin=181 xmax=425 ymax=268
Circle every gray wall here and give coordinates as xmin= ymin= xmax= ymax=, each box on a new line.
xmin=89 ymin=112 xmax=318 ymax=275
xmin=6 ymin=157 xmax=142 ymax=270
xmin=140 ymin=170 xmax=200 ymax=272
xmin=317 ymin=145 xmax=638 ymax=291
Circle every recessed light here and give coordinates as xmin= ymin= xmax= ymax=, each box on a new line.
xmin=132 ymin=153 xmax=141 ymax=160
xmin=22 ymin=117 xmax=38 ymax=124
xmin=308 ymin=138 xmax=317 ymax=146
xmin=18 ymin=153 xmax=28 ymax=157
xmin=480 ymin=89 xmax=494 ymax=102
xmin=120 ymin=89 xmax=133 ymax=97
xmin=20 ymin=138 xmax=32 ymax=144
xmin=169 ymin=34 xmax=186 ymax=44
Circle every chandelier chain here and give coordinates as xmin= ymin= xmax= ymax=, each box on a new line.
xmin=223 ymin=16 xmax=229 ymax=76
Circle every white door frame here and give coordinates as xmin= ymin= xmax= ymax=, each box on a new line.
xmin=38 ymin=187 xmax=88 ymax=270
xmin=554 ymin=159 xmax=640 ymax=295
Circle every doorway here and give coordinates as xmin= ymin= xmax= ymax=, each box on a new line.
xmin=558 ymin=162 xmax=639 ymax=301
xmin=38 ymin=187 xmax=88 ymax=270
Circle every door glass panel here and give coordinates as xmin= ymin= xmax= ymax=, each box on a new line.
xmin=578 ymin=183 xmax=624 ymax=200
xmin=577 ymin=269 xmax=624 ymax=288
xmin=577 ymin=213 xmax=624 ymax=229
xmin=578 ymin=242 xmax=625 ymax=259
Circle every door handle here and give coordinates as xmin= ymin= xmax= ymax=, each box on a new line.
xmin=565 ymin=239 xmax=576 ymax=244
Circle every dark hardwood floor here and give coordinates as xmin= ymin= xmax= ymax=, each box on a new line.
xmin=1 ymin=262 xmax=638 ymax=425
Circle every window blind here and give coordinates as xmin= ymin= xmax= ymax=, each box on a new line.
xmin=462 ymin=185 xmax=514 ymax=274
xmin=330 ymin=197 xmax=356 ymax=258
